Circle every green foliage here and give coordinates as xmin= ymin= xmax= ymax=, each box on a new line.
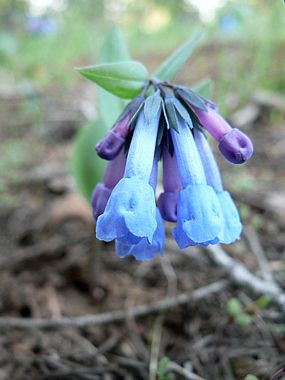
xmin=70 ymin=120 xmax=107 ymax=201
xmin=154 ymin=31 xmax=203 ymax=81
xmin=245 ymin=375 xmax=259 ymax=380
xmin=157 ymin=357 xmax=174 ymax=380
xmin=227 ymin=297 xmax=252 ymax=326
xmin=254 ymin=295 xmax=271 ymax=309
xmin=227 ymin=294 xmax=272 ymax=327
xmin=98 ymin=26 xmax=130 ymax=127
xmin=78 ymin=61 xmax=148 ymax=99
xmin=227 ymin=298 xmax=242 ymax=316
xmin=71 ymin=27 xmax=132 ymax=200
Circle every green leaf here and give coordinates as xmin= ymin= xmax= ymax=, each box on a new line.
xmin=255 ymin=295 xmax=271 ymax=309
xmin=227 ymin=298 xmax=242 ymax=316
xmin=192 ymin=78 xmax=213 ymax=99
xmin=98 ymin=26 xmax=130 ymax=127
xmin=235 ymin=313 xmax=252 ymax=326
xmin=144 ymin=90 xmax=161 ymax=124
xmin=154 ymin=31 xmax=203 ymax=81
xmin=157 ymin=357 xmax=170 ymax=377
xmin=70 ymin=119 xmax=107 ymax=201
xmin=78 ymin=61 xmax=148 ymax=99
xmin=245 ymin=374 xmax=259 ymax=380
xmin=99 ymin=26 xmax=130 ymax=63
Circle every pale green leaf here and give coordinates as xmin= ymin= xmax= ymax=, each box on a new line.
xmin=245 ymin=374 xmax=259 ymax=380
xmin=78 ymin=61 xmax=148 ymax=99
xmin=98 ymin=26 xmax=130 ymax=127
xmin=227 ymin=298 xmax=242 ymax=316
xmin=157 ymin=357 xmax=170 ymax=376
xmin=154 ymin=31 xmax=204 ymax=81
xmin=255 ymin=295 xmax=271 ymax=309
xmin=70 ymin=119 xmax=107 ymax=201
xmin=235 ymin=313 xmax=252 ymax=326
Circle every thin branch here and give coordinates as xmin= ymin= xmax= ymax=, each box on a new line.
xmin=149 ymin=315 xmax=164 ymax=380
xmin=244 ymin=226 xmax=275 ymax=283
xmin=168 ymin=361 xmax=207 ymax=380
xmin=0 ymin=280 xmax=227 ymax=330
xmin=204 ymin=245 xmax=285 ymax=311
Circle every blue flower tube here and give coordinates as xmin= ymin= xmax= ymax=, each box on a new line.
xmin=194 ymin=129 xmax=242 ymax=244
xmin=116 ymin=154 xmax=165 ymax=260
xmin=170 ymin=117 xmax=223 ymax=248
xmin=96 ymin=108 xmax=161 ymax=245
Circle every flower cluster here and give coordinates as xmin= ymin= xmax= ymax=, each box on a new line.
xmin=91 ymin=80 xmax=253 ymax=260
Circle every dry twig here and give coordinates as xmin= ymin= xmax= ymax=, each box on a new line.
xmin=204 ymin=245 xmax=285 ymax=311
xmin=169 ymin=361 xmax=207 ymax=380
xmin=0 ymin=280 xmax=227 ymax=330
xmin=244 ymin=226 xmax=275 ymax=283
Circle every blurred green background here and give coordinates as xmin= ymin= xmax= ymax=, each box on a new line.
xmin=1 ymin=0 xmax=284 ymax=102
xmin=0 ymin=0 xmax=284 ymax=204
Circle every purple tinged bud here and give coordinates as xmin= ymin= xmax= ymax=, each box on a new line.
xmin=218 ymin=128 xmax=253 ymax=164
xmin=95 ymin=114 xmax=131 ymax=160
xmin=91 ymin=184 xmax=112 ymax=221
xmin=158 ymin=192 xmax=179 ymax=223
xmin=91 ymin=149 xmax=126 ymax=220
xmin=157 ymin=146 xmax=182 ymax=223
xmin=193 ymin=106 xmax=232 ymax=141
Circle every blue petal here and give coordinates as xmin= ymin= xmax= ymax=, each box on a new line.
xmin=217 ymin=191 xmax=242 ymax=244
xmin=115 ymin=209 xmax=165 ymax=261
xmin=96 ymin=177 xmax=157 ymax=244
xmin=173 ymin=184 xmax=223 ymax=248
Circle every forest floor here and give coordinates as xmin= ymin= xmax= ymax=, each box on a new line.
xmin=0 ymin=68 xmax=285 ymax=380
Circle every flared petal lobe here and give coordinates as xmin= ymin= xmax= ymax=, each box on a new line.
xmin=170 ymin=117 xmax=223 ymax=247
xmin=96 ymin=177 xmax=157 ymax=243
xmin=217 ymin=191 xmax=242 ymax=244
xmin=173 ymin=184 xmax=223 ymax=248
xmin=194 ymin=129 xmax=242 ymax=244
xmin=116 ymin=208 xmax=164 ymax=260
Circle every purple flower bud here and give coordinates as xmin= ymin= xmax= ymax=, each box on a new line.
xmin=157 ymin=146 xmax=182 ymax=222
xmin=95 ymin=114 xmax=131 ymax=160
xmin=192 ymin=106 xmax=232 ymax=141
xmin=91 ymin=149 xmax=126 ymax=220
xmin=158 ymin=191 xmax=179 ymax=223
xmin=91 ymin=184 xmax=112 ymax=220
xmin=218 ymin=128 xmax=253 ymax=164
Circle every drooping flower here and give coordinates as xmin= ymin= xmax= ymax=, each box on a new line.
xmin=194 ymin=129 xmax=242 ymax=243
xmin=96 ymin=105 xmax=161 ymax=245
xmin=170 ymin=115 xmax=223 ymax=248
xmin=116 ymin=155 xmax=164 ymax=260
xmin=89 ymin=75 xmax=254 ymax=260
